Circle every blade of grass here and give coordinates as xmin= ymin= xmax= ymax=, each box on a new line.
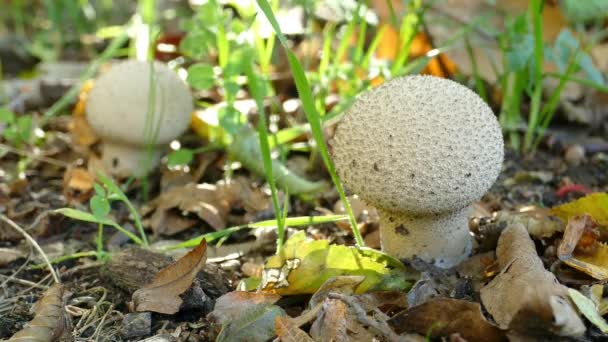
xmin=256 ymin=0 xmax=364 ymax=247
xmin=167 ymin=215 xmax=349 ymax=250
xmin=523 ymin=0 xmax=544 ymax=152
xmin=245 ymin=60 xmax=286 ymax=253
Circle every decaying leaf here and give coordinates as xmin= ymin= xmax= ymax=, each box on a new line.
xmin=210 ymin=291 xmax=286 ymax=342
xmin=143 ymin=177 xmax=268 ymax=236
xmin=388 ymin=298 xmax=505 ymax=342
xmin=260 ymin=232 xmax=411 ymax=295
xmin=275 ymin=316 xmax=315 ymax=342
xmin=209 ymin=291 xmax=281 ymax=323
xmin=62 ymin=167 xmax=95 ymax=203
xmin=557 ymin=214 xmax=608 ymax=279
xmin=552 ymin=192 xmax=608 ymax=226
xmin=9 ymin=284 xmax=70 ymax=342
xmin=132 ymin=240 xmax=207 ymax=314
xmin=480 ymin=224 xmax=585 ymax=337
xmin=569 ymin=288 xmax=608 ymax=333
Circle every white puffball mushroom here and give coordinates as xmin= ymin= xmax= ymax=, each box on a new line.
xmin=331 ymin=75 xmax=504 ymax=268
xmin=86 ymin=60 xmax=193 ymax=177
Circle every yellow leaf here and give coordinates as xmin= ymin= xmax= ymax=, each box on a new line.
xmin=551 ymin=193 xmax=608 ymax=227
xmin=260 ymin=232 xmax=409 ymax=295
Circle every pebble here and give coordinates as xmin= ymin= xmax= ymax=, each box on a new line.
xmin=122 ymin=312 xmax=152 ymax=339
xmin=564 ymin=145 xmax=585 ymax=166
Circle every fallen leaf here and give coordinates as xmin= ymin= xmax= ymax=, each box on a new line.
xmin=209 ymin=291 xmax=281 ymax=324
xmin=275 ymin=316 xmax=315 ymax=342
xmin=388 ymin=298 xmax=505 ymax=342
xmin=552 ymin=192 xmax=608 ymax=227
xmin=309 ymin=298 xmax=351 ymax=341
xmin=260 ymin=232 xmax=410 ymax=295
xmin=480 ymin=224 xmax=585 ymax=337
xmin=62 ymin=167 xmax=95 ymax=203
xmin=132 ymin=240 xmax=207 ymax=314
xmin=212 ymin=300 xmax=286 ymax=342
xmin=558 ymin=214 xmax=599 ymax=259
xmin=8 ymin=284 xmax=70 ymax=342
xmin=143 ymin=177 xmax=268 ymax=235
xmin=569 ymin=288 xmax=608 ymax=333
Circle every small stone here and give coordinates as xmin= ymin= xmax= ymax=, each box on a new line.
xmin=564 ymin=145 xmax=585 ymax=166
xmin=122 ymin=312 xmax=152 ymax=339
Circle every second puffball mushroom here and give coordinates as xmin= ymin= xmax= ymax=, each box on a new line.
xmin=86 ymin=60 xmax=193 ymax=177
xmin=331 ymin=75 xmax=503 ymax=268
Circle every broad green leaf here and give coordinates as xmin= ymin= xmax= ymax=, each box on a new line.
xmin=90 ymin=195 xmax=110 ymax=220
xmin=569 ymin=288 xmax=608 ymax=333
xmin=167 ymin=149 xmax=194 ymax=167
xmin=93 ymin=183 xmax=106 ymax=197
xmin=561 ymin=0 xmax=608 ymax=22
xmin=0 ymin=108 xmax=14 ymax=123
xmin=551 ymin=193 xmax=608 ymax=227
xmin=260 ymin=232 xmax=410 ymax=295
xmin=16 ymin=116 xmax=32 ymax=143
xmin=187 ymin=63 xmax=215 ymax=90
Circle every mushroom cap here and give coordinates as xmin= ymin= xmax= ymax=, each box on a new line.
xmin=331 ymin=75 xmax=503 ymax=215
xmin=86 ymin=60 xmax=193 ymax=147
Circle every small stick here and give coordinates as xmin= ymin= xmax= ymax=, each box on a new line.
xmin=0 ymin=214 xmax=60 ymax=284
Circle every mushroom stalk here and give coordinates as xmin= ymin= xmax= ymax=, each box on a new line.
xmin=101 ymin=142 xmax=162 ymax=177
xmin=378 ymin=206 xmax=472 ymax=268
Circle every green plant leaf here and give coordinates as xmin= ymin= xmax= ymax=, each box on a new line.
xmin=0 ymin=108 xmax=14 ymax=124
xmin=187 ymin=63 xmax=215 ymax=90
xmin=55 ymin=208 xmax=114 ymax=226
xmin=167 ymin=148 xmax=194 ymax=167
xmin=93 ymin=183 xmax=106 ymax=197
xmin=90 ymin=195 xmax=111 ymax=220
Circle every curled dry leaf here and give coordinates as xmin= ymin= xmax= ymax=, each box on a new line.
xmin=132 ymin=240 xmax=207 ymax=314
xmin=388 ymin=297 xmax=505 ymax=342
xmin=558 ymin=215 xmax=608 ymax=280
xmin=480 ymin=224 xmax=586 ymax=337
xmin=9 ymin=284 xmax=70 ymax=342
xmin=209 ymin=291 xmax=281 ymax=324
xmin=143 ymin=177 xmax=268 ymax=236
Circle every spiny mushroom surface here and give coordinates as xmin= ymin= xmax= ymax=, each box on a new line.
xmin=331 ymin=75 xmax=503 ymax=267
xmin=86 ymin=60 xmax=193 ymax=177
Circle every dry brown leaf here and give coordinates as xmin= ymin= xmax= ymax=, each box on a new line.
xmin=275 ymin=316 xmax=315 ymax=342
xmin=480 ymin=224 xmax=585 ymax=337
xmin=9 ymin=284 xmax=70 ymax=342
xmin=388 ymin=298 xmax=505 ymax=342
xmin=62 ymin=167 xmax=95 ymax=203
xmin=309 ymin=298 xmax=351 ymax=342
xmin=143 ymin=177 xmax=267 ymax=236
xmin=209 ymin=291 xmax=281 ymax=324
xmin=132 ymin=240 xmax=207 ymax=314
xmin=558 ymin=215 xmax=608 ymax=279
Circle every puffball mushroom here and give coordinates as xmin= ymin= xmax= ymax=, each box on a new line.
xmin=86 ymin=60 xmax=193 ymax=177
xmin=331 ymin=75 xmax=503 ymax=268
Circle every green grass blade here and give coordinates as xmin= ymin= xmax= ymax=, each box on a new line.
xmin=256 ymin=0 xmax=364 ymax=247
xmin=168 ymin=215 xmax=349 ymax=250
xmin=245 ymin=60 xmax=286 ymax=253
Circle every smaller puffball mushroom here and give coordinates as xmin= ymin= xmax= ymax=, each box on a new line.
xmin=331 ymin=75 xmax=504 ymax=268
xmin=86 ymin=60 xmax=193 ymax=177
